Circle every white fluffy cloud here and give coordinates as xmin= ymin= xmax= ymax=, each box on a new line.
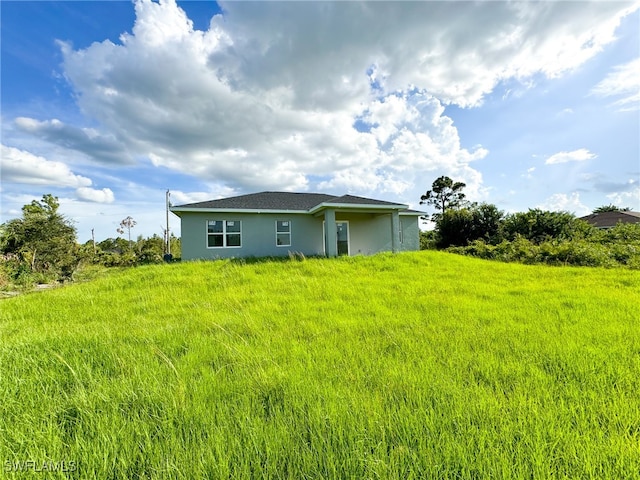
xmin=1 ymin=144 xmax=92 ymax=187
xmin=538 ymin=192 xmax=590 ymax=216
xmin=169 ymin=189 xmax=235 ymax=206
xmin=606 ymin=184 xmax=640 ymax=210
xmin=45 ymin=0 xmax=635 ymax=199
xmin=545 ymin=148 xmax=597 ymax=165
xmin=211 ymin=1 xmax=637 ymax=108
xmin=75 ymin=187 xmax=115 ymax=204
xmin=590 ymin=57 xmax=640 ymax=111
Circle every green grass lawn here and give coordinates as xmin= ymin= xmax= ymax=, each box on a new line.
xmin=1 ymin=251 xmax=639 ymax=479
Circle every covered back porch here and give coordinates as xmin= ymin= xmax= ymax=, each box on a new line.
xmin=310 ymin=200 xmax=406 ymax=257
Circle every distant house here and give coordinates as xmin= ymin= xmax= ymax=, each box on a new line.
xmin=579 ymin=211 xmax=640 ymax=229
xmin=171 ymin=191 xmax=423 ymax=260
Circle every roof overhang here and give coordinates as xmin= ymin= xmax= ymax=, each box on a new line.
xmin=307 ymin=202 xmax=408 ymax=215
xmin=172 ymin=202 xmax=416 ymax=217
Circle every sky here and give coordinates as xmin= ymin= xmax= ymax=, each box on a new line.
xmin=1 ymin=0 xmax=639 ymax=243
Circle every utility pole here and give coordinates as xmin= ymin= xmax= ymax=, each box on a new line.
xmin=165 ymin=190 xmax=171 ymax=255
xmin=91 ymin=228 xmax=96 ymax=255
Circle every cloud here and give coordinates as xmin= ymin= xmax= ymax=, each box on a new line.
xmin=592 ymin=176 xmax=639 ymax=194
xmin=545 ymin=148 xmax=597 ymax=165
xmin=57 ymin=0 xmax=494 ymax=196
xmin=169 ymin=189 xmax=235 ymax=206
xmin=75 ymin=187 xmax=115 ymax=204
xmin=606 ymin=184 xmax=640 ymax=210
xmin=537 ymin=192 xmax=590 ymax=215
xmin=1 ymin=144 xmax=92 ymax=187
xmin=21 ymin=0 xmax=633 ymax=199
xmin=14 ymin=117 xmax=133 ymax=165
xmin=590 ymin=57 xmax=640 ymax=111
xmin=522 ymin=167 xmax=536 ymax=179
xmin=212 ymin=1 xmax=637 ymax=108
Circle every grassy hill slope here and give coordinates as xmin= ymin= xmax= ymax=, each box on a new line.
xmin=1 ymin=251 xmax=639 ymax=479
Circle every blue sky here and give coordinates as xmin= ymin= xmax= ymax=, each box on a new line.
xmin=2 ymin=0 xmax=639 ymax=243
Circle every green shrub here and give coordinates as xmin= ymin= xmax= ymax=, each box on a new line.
xmin=501 ymin=209 xmax=591 ymax=244
xmin=449 ymin=236 xmax=639 ymax=269
xmin=420 ymin=230 xmax=438 ymax=250
xmin=436 ymin=203 xmax=504 ymax=248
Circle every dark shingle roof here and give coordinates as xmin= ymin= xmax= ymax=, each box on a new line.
xmin=325 ymin=194 xmax=406 ymax=207
xmin=579 ymin=211 xmax=640 ymax=228
xmin=175 ymin=192 xmax=336 ymax=211
xmin=173 ymin=191 xmax=409 ymax=211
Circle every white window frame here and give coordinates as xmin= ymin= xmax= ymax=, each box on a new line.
xmin=206 ymin=220 xmax=242 ymax=249
xmin=275 ymin=220 xmax=292 ymax=247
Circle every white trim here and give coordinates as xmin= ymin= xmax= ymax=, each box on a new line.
xmin=172 ymin=205 xmax=419 ymax=216
xmin=275 ymin=220 xmax=292 ymax=247
xmin=206 ymin=220 xmax=242 ymax=249
xmin=308 ymin=202 xmax=407 ymax=215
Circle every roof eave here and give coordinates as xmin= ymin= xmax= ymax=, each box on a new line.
xmin=307 ymin=202 xmax=408 ymax=215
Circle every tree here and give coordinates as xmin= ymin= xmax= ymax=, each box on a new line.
xmin=135 ymin=234 xmax=165 ymax=264
xmin=593 ymin=204 xmax=631 ymax=213
xmin=501 ymin=209 xmax=591 ymax=244
xmin=117 ymin=216 xmax=137 ymax=250
xmin=420 ymin=176 xmax=467 ymax=222
xmin=0 ymin=194 xmax=78 ymax=281
xmin=436 ymin=208 xmax=474 ymax=248
xmin=469 ymin=203 xmax=504 ymax=244
xmin=436 ymin=203 xmax=504 ymax=248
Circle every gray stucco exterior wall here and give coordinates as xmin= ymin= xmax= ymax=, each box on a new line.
xmin=179 ymin=212 xmax=323 ymax=260
xmin=400 ymin=214 xmax=420 ymax=251
xmin=177 ymin=211 xmax=421 ymax=260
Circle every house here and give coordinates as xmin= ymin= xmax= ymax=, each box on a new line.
xmin=579 ymin=211 xmax=640 ymax=229
xmin=171 ymin=191 xmax=423 ymax=260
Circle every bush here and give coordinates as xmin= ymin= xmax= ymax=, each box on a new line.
xmin=501 ymin=209 xmax=591 ymax=244
xmin=420 ymin=231 xmax=438 ymax=250
xmin=436 ymin=203 xmax=504 ymax=248
xmin=438 ymin=206 xmax=639 ymax=269
xmin=0 ymin=195 xmax=79 ymax=283
xmin=448 ymin=234 xmax=639 ymax=269
xmin=538 ymin=240 xmax=613 ymax=267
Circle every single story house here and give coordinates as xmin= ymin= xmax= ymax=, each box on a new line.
xmin=579 ymin=211 xmax=640 ymax=229
xmin=171 ymin=191 xmax=423 ymax=260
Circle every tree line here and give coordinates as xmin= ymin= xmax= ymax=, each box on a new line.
xmin=420 ymin=176 xmax=640 ymax=268
xmin=0 ymin=194 xmax=180 ymax=288
xmin=2 ymin=185 xmax=638 ymax=288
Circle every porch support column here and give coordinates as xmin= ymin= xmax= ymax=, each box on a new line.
xmin=391 ymin=210 xmax=400 ymax=253
xmin=324 ymin=209 xmax=338 ymax=257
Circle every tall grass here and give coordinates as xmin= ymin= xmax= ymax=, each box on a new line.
xmin=1 ymin=251 xmax=639 ymax=479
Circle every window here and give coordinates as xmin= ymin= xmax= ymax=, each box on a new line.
xmin=276 ymin=220 xmax=291 ymax=247
xmin=207 ymin=220 xmax=241 ymax=248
